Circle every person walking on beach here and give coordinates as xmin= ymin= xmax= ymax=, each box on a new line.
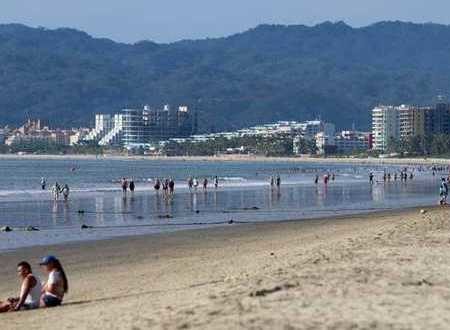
xmin=121 ymin=178 xmax=128 ymax=194
xmin=169 ymin=178 xmax=175 ymax=195
xmin=276 ymin=175 xmax=281 ymax=188
xmin=0 ymin=261 xmax=42 ymax=312
xmin=40 ymin=256 xmax=68 ymax=308
xmin=193 ymin=177 xmax=199 ymax=190
xmin=270 ymin=176 xmax=275 ymax=188
xmin=203 ymin=178 xmax=208 ymax=190
xmin=62 ymin=184 xmax=70 ymax=201
xmin=41 ymin=177 xmax=46 ymax=190
xmin=52 ymin=182 xmax=61 ymax=200
xmin=314 ymin=175 xmax=319 ymax=184
xmin=188 ymin=177 xmax=194 ymax=191
xmin=440 ymin=178 xmax=448 ymax=205
xmin=369 ymin=172 xmax=374 ymax=184
xmin=129 ymin=179 xmax=135 ymax=193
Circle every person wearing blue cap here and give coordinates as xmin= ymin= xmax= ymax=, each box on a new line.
xmin=39 ymin=256 xmax=69 ymax=308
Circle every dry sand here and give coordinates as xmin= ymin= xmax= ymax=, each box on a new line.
xmin=1 ymin=153 xmax=450 ymax=166
xmin=1 ymin=207 xmax=450 ymax=329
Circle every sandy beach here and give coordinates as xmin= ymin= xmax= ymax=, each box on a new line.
xmin=1 ymin=152 xmax=450 ymax=166
xmin=1 ymin=207 xmax=450 ymax=329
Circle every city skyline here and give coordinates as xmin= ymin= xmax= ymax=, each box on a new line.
xmin=1 ymin=0 xmax=450 ymax=43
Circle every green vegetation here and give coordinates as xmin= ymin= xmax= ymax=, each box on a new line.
xmin=1 ymin=22 xmax=450 ymax=131
xmin=387 ymin=135 xmax=450 ymax=157
xmin=163 ymin=135 xmax=310 ymax=157
xmin=2 ymin=141 xmax=105 ymax=155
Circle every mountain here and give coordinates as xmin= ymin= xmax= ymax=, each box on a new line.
xmin=1 ymin=21 xmax=450 ymax=131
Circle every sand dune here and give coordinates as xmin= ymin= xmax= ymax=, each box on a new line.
xmin=1 ymin=207 xmax=450 ymax=329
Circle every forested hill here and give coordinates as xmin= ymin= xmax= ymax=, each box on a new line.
xmin=1 ymin=21 xmax=450 ymax=131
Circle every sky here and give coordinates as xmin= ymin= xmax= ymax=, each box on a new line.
xmin=1 ymin=0 xmax=450 ymax=43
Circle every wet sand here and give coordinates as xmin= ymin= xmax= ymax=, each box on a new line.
xmin=1 ymin=207 xmax=450 ymax=329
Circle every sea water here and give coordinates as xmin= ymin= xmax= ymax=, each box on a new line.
xmin=0 ymin=158 xmax=442 ymax=251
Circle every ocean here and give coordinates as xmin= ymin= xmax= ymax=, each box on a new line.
xmin=0 ymin=158 xmax=442 ymax=252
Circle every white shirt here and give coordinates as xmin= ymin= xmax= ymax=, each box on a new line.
xmin=46 ymin=270 xmax=65 ymax=299
xmin=23 ymin=274 xmax=42 ymax=308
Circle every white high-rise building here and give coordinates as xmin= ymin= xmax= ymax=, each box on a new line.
xmin=372 ymin=105 xmax=399 ymax=151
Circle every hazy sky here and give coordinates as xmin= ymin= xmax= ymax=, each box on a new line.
xmin=1 ymin=0 xmax=449 ymax=43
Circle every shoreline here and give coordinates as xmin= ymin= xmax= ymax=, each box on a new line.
xmin=1 ymin=206 xmax=449 ymax=329
xmin=1 ymin=152 xmax=450 ymax=165
xmin=0 ymin=202 xmax=437 ymax=254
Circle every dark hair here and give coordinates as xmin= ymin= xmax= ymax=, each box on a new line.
xmin=17 ymin=261 xmax=32 ymax=273
xmin=53 ymin=259 xmax=69 ymax=293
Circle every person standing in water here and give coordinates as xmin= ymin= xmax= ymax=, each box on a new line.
xmin=62 ymin=184 xmax=70 ymax=201
xmin=314 ymin=175 xmax=319 ymax=184
xmin=276 ymin=175 xmax=281 ymax=188
xmin=129 ymin=179 xmax=135 ymax=193
xmin=169 ymin=178 xmax=175 ymax=195
xmin=154 ymin=178 xmax=161 ymax=192
xmin=41 ymin=177 xmax=46 ymax=190
xmin=270 ymin=176 xmax=275 ymax=188
xmin=188 ymin=177 xmax=194 ymax=191
xmin=52 ymin=182 xmax=61 ymax=200
xmin=162 ymin=179 xmax=169 ymax=195
xmin=193 ymin=177 xmax=199 ymax=190
xmin=203 ymin=178 xmax=208 ymax=190
xmin=121 ymin=178 xmax=128 ymax=194
xmin=214 ymin=176 xmax=219 ymax=189
xmin=369 ymin=172 xmax=374 ymax=184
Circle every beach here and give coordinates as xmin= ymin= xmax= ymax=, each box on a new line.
xmin=1 ymin=153 xmax=450 ymax=166
xmin=2 ymin=206 xmax=450 ymax=329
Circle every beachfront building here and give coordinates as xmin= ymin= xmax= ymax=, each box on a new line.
xmin=372 ymin=105 xmax=399 ymax=152
xmin=5 ymin=119 xmax=74 ymax=146
xmin=335 ymin=131 xmax=372 ymax=154
xmin=315 ymin=132 xmax=336 ymax=155
xmin=424 ymin=102 xmax=450 ymax=135
xmin=87 ymin=105 xmax=196 ymax=148
xmin=372 ymin=101 xmax=450 ymax=152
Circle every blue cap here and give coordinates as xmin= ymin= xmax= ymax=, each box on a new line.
xmin=39 ymin=255 xmax=58 ymax=265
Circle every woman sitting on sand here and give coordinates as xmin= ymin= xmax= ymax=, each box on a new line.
xmin=39 ymin=256 xmax=69 ymax=307
xmin=0 ymin=261 xmax=42 ymax=312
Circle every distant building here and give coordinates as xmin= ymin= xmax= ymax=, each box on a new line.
xmin=424 ymin=102 xmax=450 ymax=135
xmin=87 ymin=104 xmax=196 ymax=147
xmin=315 ymin=132 xmax=336 ymax=155
xmin=372 ymin=102 xmax=450 ymax=152
xmin=372 ymin=105 xmax=398 ymax=152
xmin=335 ymin=131 xmax=372 ymax=154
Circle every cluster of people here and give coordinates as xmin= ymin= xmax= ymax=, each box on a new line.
xmin=0 ymin=256 xmax=68 ymax=313
xmin=40 ymin=177 xmax=70 ymax=201
xmin=382 ymin=169 xmax=413 ymax=182
xmin=314 ymin=173 xmax=335 ymax=185
xmin=51 ymin=182 xmax=70 ymax=201
xmin=153 ymin=178 xmax=175 ymax=195
xmin=269 ymin=175 xmax=281 ymax=188
xmin=187 ymin=176 xmax=219 ymax=191
xmin=368 ymin=169 xmax=415 ymax=184
xmin=120 ymin=178 xmax=135 ymax=193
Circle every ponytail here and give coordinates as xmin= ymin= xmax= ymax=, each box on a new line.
xmin=55 ymin=260 xmax=69 ymax=293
